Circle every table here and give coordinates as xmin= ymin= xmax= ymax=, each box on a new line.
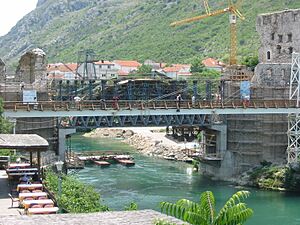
xmin=8 ymin=163 xmax=31 ymax=169
xmin=19 ymin=192 xmax=48 ymax=201
xmin=7 ymin=168 xmax=38 ymax=177
xmin=22 ymin=199 xmax=54 ymax=209
xmin=8 ymin=172 xmax=36 ymax=177
xmin=17 ymin=184 xmax=43 ymax=192
xmin=27 ymin=207 xmax=59 ymax=215
xmin=7 ymin=168 xmax=38 ymax=173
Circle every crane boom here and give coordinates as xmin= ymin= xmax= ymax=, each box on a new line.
xmin=171 ymin=8 xmax=230 ymax=27
xmin=170 ymin=0 xmax=245 ymax=66
xmin=203 ymin=0 xmax=211 ymax=15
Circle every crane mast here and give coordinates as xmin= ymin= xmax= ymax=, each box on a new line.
xmin=171 ymin=0 xmax=245 ymax=66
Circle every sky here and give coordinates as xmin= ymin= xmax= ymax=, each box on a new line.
xmin=0 ymin=0 xmax=38 ymax=36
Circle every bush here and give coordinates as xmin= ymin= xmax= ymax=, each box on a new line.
xmin=44 ymin=170 xmax=109 ymax=213
xmin=124 ymin=202 xmax=138 ymax=211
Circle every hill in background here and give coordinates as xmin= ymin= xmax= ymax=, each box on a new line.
xmin=0 ymin=0 xmax=299 ymax=67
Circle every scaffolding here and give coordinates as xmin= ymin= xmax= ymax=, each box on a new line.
xmin=287 ymin=53 xmax=300 ymax=163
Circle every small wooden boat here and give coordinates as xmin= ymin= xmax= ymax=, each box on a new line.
xmin=93 ymin=161 xmax=111 ymax=167
xmin=117 ymin=159 xmax=135 ymax=166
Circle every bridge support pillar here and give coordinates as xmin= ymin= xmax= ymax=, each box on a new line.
xmin=209 ymin=124 xmax=227 ymax=154
xmin=58 ymin=128 xmax=76 ymax=161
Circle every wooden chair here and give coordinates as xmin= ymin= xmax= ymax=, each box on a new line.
xmin=8 ymin=194 xmax=20 ymax=208
xmin=44 ymin=204 xmax=54 ymax=208
xmin=32 ymin=190 xmax=42 ymax=193
xmin=24 ymin=197 xmax=34 ymax=201
xmin=31 ymin=205 xmax=42 ymax=208
xmin=32 ymin=181 xmax=41 ymax=184
xmin=38 ymin=196 xmax=48 ymax=200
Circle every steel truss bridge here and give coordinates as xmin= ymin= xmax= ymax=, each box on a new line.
xmin=3 ymin=99 xmax=299 ymax=129
xmin=2 ymin=53 xmax=300 ymax=163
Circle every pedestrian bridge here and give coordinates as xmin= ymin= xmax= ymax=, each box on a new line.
xmin=3 ymin=99 xmax=300 ymax=128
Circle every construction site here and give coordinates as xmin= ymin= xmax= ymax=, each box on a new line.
xmin=0 ymin=7 xmax=299 ymax=180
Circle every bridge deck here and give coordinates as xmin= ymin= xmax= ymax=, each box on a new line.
xmin=3 ymin=99 xmax=300 ymax=118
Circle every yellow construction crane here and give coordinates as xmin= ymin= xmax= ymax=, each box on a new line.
xmin=171 ymin=0 xmax=245 ymax=65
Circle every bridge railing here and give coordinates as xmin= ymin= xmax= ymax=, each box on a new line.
xmin=3 ymin=99 xmax=298 ymax=112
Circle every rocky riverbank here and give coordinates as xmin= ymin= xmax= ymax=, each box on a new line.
xmin=237 ymin=162 xmax=300 ymax=192
xmin=84 ymin=128 xmax=193 ymax=162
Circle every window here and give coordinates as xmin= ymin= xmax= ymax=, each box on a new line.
xmin=289 ymin=47 xmax=293 ymax=54
xmin=278 ymin=34 xmax=283 ymax=43
xmin=111 ymin=74 xmax=115 ymax=77
xmin=287 ymin=33 xmax=292 ymax=42
xmin=271 ymin=33 xmax=275 ymax=40
xmin=267 ymin=51 xmax=271 ymax=60
xmin=277 ymin=45 xmax=281 ymax=54
xmin=102 ymin=74 xmax=106 ymax=77
xmin=266 ymin=68 xmax=272 ymax=77
xmin=108 ymin=65 xmax=111 ymax=69
xmin=294 ymin=13 xmax=298 ymax=22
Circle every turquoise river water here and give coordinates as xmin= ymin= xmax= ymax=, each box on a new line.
xmin=72 ymin=134 xmax=300 ymax=225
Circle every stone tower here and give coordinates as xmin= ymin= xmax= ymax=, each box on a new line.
xmin=255 ymin=9 xmax=300 ymax=86
xmin=16 ymin=48 xmax=47 ymax=84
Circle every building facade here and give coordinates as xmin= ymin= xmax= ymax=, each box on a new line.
xmin=255 ymin=9 xmax=300 ymax=87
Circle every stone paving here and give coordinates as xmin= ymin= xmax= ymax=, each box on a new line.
xmin=0 ymin=210 xmax=186 ymax=225
xmin=0 ymin=170 xmax=21 ymax=216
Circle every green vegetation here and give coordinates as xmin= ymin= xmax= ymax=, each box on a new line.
xmin=160 ymin=190 xmax=253 ymax=225
xmin=153 ymin=219 xmax=185 ymax=225
xmin=124 ymin=202 xmax=138 ymax=211
xmin=0 ymin=98 xmax=12 ymax=133
xmin=44 ymin=170 xmax=109 ymax=213
xmin=249 ymin=163 xmax=300 ymax=191
xmin=136 ymin=64 xmax=152 ymax=75
xmin=1 ymin=0 xmax=300 ymax=65
xmin=190 ymin=58 xmax=205 ymax=73
xmin=0 ymin=149 xmax=17 ymax=162
xmin=241 ymin=55 xmax=259 ymax=71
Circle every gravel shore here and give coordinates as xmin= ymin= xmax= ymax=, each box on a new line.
xmin=84 ymin=127 xmax=195 ymax=162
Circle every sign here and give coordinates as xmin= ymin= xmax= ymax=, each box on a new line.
xmin=23 ymin=90 xmax=37 ymax=104
xmin=240 ymin=81 xmax=250 ymax=100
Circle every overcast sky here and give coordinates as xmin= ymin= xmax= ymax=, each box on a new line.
xmin=0 ymin=0 xmax=38 ymax=36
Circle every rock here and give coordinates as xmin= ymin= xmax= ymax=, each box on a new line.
xmin=84 ymin=128 xmax=190 ymax=162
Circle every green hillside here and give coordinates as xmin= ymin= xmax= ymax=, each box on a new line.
xmin=0 ymin=0 xmax=299 ymax=66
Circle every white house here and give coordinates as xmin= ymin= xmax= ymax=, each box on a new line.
xmin=162 ymin=64 xmax=192 ymax=80
xmin=113 ymin=60 xmax=141 ymax=77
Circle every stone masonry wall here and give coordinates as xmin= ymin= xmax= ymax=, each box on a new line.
xmin=15 ymin=48 xmax=47 ymax=85
xmin=256 ymin=9 xmax=300 ymax=64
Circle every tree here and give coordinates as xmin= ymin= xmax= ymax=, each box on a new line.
xmin=0 ymin=98 xmax=12 ymax=133
xmin=160 ymin=190 xmax=253 ymax=225
xmin=190 ymin=58 xmax=205 ymax=73
xmin=136 ymin=64 xmax=152 ymax=75
xmin=241 ymin=55 xmax=259 ymax=71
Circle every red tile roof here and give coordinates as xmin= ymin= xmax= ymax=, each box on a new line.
xmin=172 ymin=64 xmax=191 ymax=69
xmin=95 ymin=60 xmax=114 ymax=65
xmin=114 ymin=60 xmax=141 ymax=67
xmin=47 ymin=73 xmax=65 ymax=79
xmin=202 ymin=58 xmax=225 ymax=68
xmin=163 ymin=67 xmax=180 ymax=73
xmin=47 ymin=63 xmax=77 ymax=73
xmin=117 ymin=70 xmax=129 ymax=76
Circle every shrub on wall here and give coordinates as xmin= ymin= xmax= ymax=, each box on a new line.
xmin=44 ymin=170 xmax=109 ymax=213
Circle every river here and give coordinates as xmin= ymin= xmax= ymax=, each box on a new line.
xmin=72 ymin=134 xmax=300 ymax=225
